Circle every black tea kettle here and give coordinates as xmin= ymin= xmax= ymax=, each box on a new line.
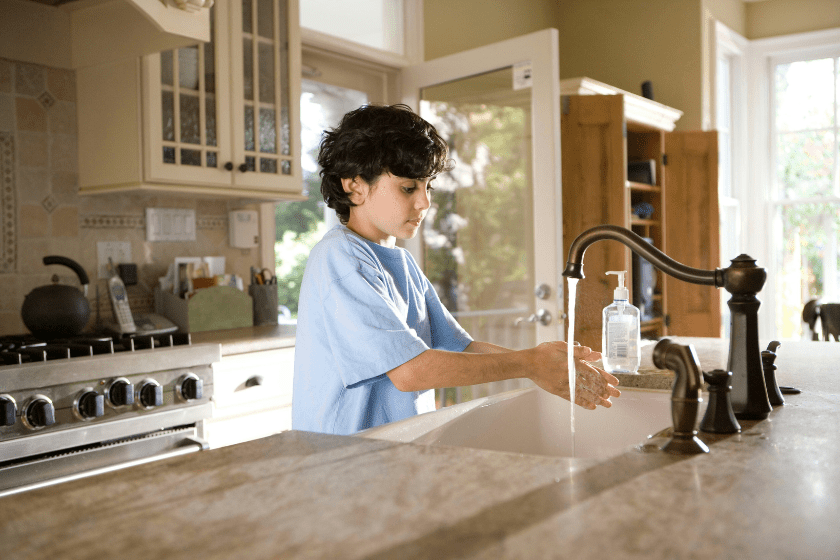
xmin=22 ymin=256 xmax=91 ymax=339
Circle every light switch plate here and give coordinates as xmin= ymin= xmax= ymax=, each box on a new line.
xmin=146 ymin=208 xmax=196 ymax=242
xmin=97 ymin=241 xmax=132 ymax=279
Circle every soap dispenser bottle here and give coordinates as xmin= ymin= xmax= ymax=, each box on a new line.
xmin=602 ymin=270 xmax=641 ymax=374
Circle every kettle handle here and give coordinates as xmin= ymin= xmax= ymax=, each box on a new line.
xmin=43 ymin=256 xmax=90 ymax=289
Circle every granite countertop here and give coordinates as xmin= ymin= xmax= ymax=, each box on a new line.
xmin=190 ymin=324 xmax=295 ymax=355
xmin=3 ymin=338 xmax=839 ymax=559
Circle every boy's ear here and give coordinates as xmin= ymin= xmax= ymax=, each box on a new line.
xmin=341 ymin=176 xmax=367 ymax=204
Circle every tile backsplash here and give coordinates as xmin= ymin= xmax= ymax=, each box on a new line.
xmin=0 ymin=57 xmax=263 ymax=336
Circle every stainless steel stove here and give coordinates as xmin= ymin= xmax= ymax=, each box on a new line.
xmin=0 ymin=333 xmax=220 ymax=498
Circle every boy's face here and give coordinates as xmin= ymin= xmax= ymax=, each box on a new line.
xmin=342 ymin=173 xmax=434 ymax=247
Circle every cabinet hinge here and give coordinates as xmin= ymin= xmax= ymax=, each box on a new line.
xmin=665 ymin=314 xmax=671 ymax=327
xmin=561 ymin=95 xmax=570 ymax=115
xmin=662 ymin=153 xmax=668 ymax=166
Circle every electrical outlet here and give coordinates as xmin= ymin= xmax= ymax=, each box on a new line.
xmin=97 ymin=241 xmax=132 ymax=279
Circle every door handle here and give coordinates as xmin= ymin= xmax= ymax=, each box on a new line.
xmin=514 ymin=309 xmax=552 ymax=327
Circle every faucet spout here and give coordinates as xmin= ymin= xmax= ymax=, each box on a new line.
xmin=562 ymin=225 xmax=722 ymax=286
xmin=563 ymin=225 xmax=772 ymax=421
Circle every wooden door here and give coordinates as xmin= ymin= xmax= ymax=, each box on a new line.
xmin=561 ymin=94 xmax=628 ymax=349
xmin=664 ymin=131 xmax=721 ymax=337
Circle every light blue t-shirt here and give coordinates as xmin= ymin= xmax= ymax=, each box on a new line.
xmin=292 ymin=225 xmax=472 ymax=435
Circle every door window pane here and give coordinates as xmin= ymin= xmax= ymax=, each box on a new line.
xmin=420 ymin=67 xmax=536 ymax=351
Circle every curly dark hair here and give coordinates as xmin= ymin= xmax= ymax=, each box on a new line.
xmin=317 ymin=104 xmax=453 ymax=225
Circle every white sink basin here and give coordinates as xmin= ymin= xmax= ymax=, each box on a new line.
xmin=360 ymin=387 xmax=678 ymax=461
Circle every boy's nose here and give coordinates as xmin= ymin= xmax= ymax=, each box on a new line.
xmin=416 ymin=191 xmax=431 ymax=210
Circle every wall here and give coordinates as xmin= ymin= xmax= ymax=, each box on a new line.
xmin=425 ymin=0 xmax=840 ymax=131
xmin=423 ymin=0 xmax=560 ymax=61
xmin=556 ymin=0 xmax=706 ymax=130
xmin=0 ymin=56 xmax=261 ymax=336
xmin=746 ymin=0 xmax=840 ymax=39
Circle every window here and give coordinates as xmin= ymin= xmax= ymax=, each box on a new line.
xmin=301 ymin=0 xmax=405 ymax=55
xmin=299 ymin=0 xmax=423 ymax=66
xmin=745 ymin=28 xmax=840 ymax=340
xmin=770 ymin=53 xmax=840 ymax=339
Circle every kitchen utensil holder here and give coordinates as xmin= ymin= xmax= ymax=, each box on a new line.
xmin=249 ymin=284 xmax=279 ymax=326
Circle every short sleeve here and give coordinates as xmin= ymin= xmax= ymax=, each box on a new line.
xmin=322 ymin=268 xmax=430 ymax=389
xmin=424 ymin=276 xmax=473 ymax=352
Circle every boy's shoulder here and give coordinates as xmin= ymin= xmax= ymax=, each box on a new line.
xmin=310 ymin=225 xmax=382 ymax=275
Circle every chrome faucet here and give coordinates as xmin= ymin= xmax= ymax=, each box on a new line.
xmin=562 ymin=225 xmax=772 ymax=421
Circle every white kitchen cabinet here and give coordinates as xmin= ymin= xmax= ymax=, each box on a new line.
xmin=77 ymin=0 xmax=303 ymax=201
xmin=201 ymin=346 xmax=294 ymax=448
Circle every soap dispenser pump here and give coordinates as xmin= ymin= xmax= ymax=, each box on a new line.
xmin=602 ymin=271 xmax=641 ymax=374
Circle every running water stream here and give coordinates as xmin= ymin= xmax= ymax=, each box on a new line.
xmin=566 ymin=277 xmax=579 ymax=458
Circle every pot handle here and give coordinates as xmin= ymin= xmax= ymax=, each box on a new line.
xmin=43 ymin=256 xmax=90 ymax=294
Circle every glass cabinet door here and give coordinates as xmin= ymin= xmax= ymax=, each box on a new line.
xmin=231 ymin=0 xmax=300 ymax=193
xmin=142 ymin=0 xmax=300 ymax=196
xmin=144 ymin=3 xmax=232 ymax=187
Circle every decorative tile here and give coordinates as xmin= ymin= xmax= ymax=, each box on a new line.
xmin=80 ymin=214 xmax=229 ymax=230
xmin=37 ymin=91 xmax=55 ymax=110
xmin=0 ymin=132 xmax=16 ymax=273
xmin=41 ymin=194 xmax=58 ymax=213
xmin=52 ymin=206 xmax=79 ymax=237
xmin=15 ymin=97 xmax=46 ymax=131
xmin=197 ymin=215 xmax=227 ymax=229
xmin=81 ymin=214 xmax=145 ymax=229
xmin=0 ymin=59 xmax=12 ymax=94
xmin=14 ymin=62 xmax=44 ymax=97
xmin=46 ymin=67 xmax=75 ymax=102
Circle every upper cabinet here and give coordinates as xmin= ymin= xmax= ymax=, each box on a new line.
xmin=77 ymin=0 xmax=303 ymax=201
xmin=560 ymin=78 xmax=720 ymax=349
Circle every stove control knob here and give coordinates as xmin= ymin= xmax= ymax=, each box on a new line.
xmin=137 ymin=380 xmax=163 ymax=409
xmin=75 ymin=390 xmax=105 ymax=420
xmin=23 ymin=395 xmax=55 ymax=430
xmin=177 ymin=374 xmax=203 ymax=401
xmin=0 ymin=394 xmax=17 ymax=426
xmin=106 ymin=378 xmax=134 ymax=408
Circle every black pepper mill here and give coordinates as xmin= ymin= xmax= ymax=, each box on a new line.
xmin=762 ymin=341 xmax=784 ymax=406
xmin=700 ymin=369 xmax=741 ymax=434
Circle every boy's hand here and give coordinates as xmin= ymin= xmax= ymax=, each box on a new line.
xmin=528 ymin=341 xmax=621 ymax=410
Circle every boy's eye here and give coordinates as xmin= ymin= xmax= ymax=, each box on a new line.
xmin=426 ymin=185 xmax=435 ymax=192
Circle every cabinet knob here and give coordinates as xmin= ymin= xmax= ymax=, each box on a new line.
xmin=224 ymin=162 xmax=249 ymax=173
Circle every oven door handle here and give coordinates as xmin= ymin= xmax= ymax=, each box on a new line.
xmin=0 ymin=436 xmax=209 ymax=499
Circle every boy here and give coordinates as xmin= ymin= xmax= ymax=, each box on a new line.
xmin=292 ymin=104 xmax=619 ymax=435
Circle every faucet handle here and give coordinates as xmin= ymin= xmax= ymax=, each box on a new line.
xmin=700 ymin=369 xmax=741 ymax=434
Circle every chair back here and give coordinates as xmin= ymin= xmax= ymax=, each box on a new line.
xmin=803 ymin=299 xmax=840 ymax=341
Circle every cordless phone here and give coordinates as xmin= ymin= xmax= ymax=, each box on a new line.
xmin=108 ymin=274 xmax=137 ymax=334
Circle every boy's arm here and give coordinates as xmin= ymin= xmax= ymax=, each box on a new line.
xmin=386 ymin=342 xmax=620 ymax=410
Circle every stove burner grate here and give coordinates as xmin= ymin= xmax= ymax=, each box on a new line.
xmin=0 ymin=332 xmax=191 ymax=366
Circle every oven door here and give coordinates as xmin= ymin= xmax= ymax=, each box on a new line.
xmin=0 ymin=425 xmax=208 ymax=499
